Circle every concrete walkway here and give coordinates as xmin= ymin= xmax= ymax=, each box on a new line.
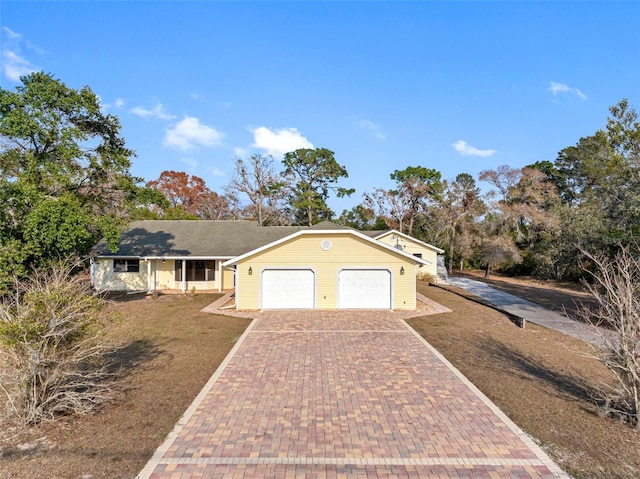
xmin=138 ymin=309 xmax=567 ymax=478
xmin=446 ymin=277 xmax=611 ymax=347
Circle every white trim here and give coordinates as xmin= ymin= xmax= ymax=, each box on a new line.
xmin=374 ymin=229 xmax=444 ymax=254
xmin=337 ymin=267 xmax=393 ymax=310
xmin=259 ymin=267 xmax=316 ymax=310
xmin=222 ymin=230 xmax=430 ymax=267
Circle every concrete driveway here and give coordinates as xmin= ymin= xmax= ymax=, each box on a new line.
xmin=446 ymin=277 xmax=612 ymax=347
xmin=138 ymin=310 xmax=567 ymax=478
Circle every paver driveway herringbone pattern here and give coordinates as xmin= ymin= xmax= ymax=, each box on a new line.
xmin=138 ymin=312 xmax=567 ymax=479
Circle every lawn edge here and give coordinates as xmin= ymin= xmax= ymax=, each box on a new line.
xmin=135 ymin=316 xmax=257 ymax=479
xmin=402 ymin=319 xmax=570 ymax=479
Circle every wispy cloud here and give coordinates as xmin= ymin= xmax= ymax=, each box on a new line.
xmin=131 ymin=101 xmax=176 ymax=120
xmin=2 ymin=27 xmax=41 ymax=82
xmin=452 ymin=140 xmax=497 ymax=157
xmin=251 ymin=127 xmax=314 ymax=157
xmin=180 ymin=157 xmax=198 ymax=171
xmin=211 ymin=167 xmax=225 ymax=177
xmin=164 ymin=116 xmax=224 ymax=150
xmin=100 ymin=96 xmax=126 ymax=112
xmin=355 ymin=119 xmax=387 ymax=140
xmin=548 ymin=81 xmax=587 ymax=100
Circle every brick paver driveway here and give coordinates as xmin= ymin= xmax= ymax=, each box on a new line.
xmin=138 ymin=311 xmax=567 ymax=478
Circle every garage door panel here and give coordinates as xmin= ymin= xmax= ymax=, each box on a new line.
xmin=338 ymin=269 xmax=391 ymax=309
xmin=261 ymin=269 xmax=314 ymax=309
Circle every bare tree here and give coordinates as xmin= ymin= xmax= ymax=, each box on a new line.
xmin=0 ymin=261 xmax=122 ymax=425
xmin=576 ymin=247 xmax=640 ymax=428
xmin=225 ymin=154 xmax=289 ymax=226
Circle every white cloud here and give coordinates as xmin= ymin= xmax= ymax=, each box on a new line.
xmin=131 ymin=101 xmax=176 ymax=120
xmin=1 ymin=27 xmax=44 ymax=82
xmin=3 ymin=27 xmax=21 ymax=39
xmin=548 ymin=81 xmax=586 ymax=100
xmin=2 ymin=50 xmax=37 ymax=82
xmin=251 ymin=126 xmax=314 ymax=156
xmin=233 ymin=146 xmax=249 ymax=157
xmin=164 ymin=116 xmax=225 ymax=150
xmin=100 ymin=96 xmax=126 ymax=113
xmin=211 ymin=167 xmax=225 ymax=177
xmin=180 ymin=157 xmax=198 ymax=171
xmin=452 ymin=140 xmax=497 ymax=157
xmin=355 ymin=119 xmax=387 ymax=140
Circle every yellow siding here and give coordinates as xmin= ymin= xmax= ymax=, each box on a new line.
xmin=96 ymin=259 xmax=225 ymax=292
xmin=376 ymin=232 xmax=439 ymax=279
xmin=235 ymin=233 xmax=417 ymax=310
xmin=221 ymin=267 xmax=235 ymax=291
xmin=94 ymin=258 xmax=148 ymax=292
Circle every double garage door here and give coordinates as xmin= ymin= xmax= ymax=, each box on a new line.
xmin=261 ymin=268 xmax=391 ymax=309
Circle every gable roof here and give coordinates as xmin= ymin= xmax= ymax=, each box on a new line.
xmin=92 ymin=220 xmax=441 ymax=260
xmin=374 ymin=229 xmax=445 ymax=254
xmin=92 ymin=220 xmax=305 ymax=258
xmin=222 ymin=228 xmax=430 ymax=267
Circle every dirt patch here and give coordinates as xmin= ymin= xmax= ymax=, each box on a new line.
xmin=0 ymin=293 xmax=250 ymax=479
xmin=409 ymin=282 xmax=640 ymax=479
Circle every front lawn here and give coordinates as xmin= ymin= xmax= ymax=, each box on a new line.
xmin=410 ymin=282 xmax=640 ymax=479
xmin=0 ymin=293 xmax=250 ymax=479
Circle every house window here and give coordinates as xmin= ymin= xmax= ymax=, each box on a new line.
xmin=114 ymin=259 xmax=140 ymax=273
xmin=175 ymin=260 xmax=215 ymax=282
xmin=413 ymin=253 xmax=423 ymax=259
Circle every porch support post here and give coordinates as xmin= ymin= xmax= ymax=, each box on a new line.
xmin=182 ymin=259 xmax=186 ymax=292
xmin=218 ymin=260 xmax=223 ymax=292
xmin=147 ymin=259 xmax=152 ymax=292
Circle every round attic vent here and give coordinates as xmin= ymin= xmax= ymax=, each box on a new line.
xmin=321 ymin=240 xmax=332 ymax=251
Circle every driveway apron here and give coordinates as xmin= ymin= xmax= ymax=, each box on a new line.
xmin=138 ymin=311 xmax=567 ymax=478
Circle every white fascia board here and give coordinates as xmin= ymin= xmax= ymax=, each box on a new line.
xmin=142 ymin=256 xmax=234 ymax=261
xmin=373 ymin=229 xmax=445 ymax=254
xmin=222 ymin=229 xmax=430 ymax=267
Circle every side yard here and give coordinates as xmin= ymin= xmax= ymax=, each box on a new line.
xmin=0 ymin=294 xmax=250 ymax=479
xmin=411 ymin=282 xmax=640 ymax=479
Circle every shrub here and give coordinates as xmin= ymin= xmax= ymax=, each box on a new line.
xmin=0 ymin=261 xmax=123 ymax=425
xmin=577 ymin=247 xmax=640 ymax=428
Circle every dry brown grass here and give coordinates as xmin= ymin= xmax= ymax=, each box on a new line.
xmin=410 ymin=282 xmax=640 ymax=479
xmin=2 ymin=280 xmax=639 ymax=479
xmin=0 ymin=293 xmax=250 ymax=479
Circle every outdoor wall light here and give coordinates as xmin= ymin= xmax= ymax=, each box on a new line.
xmin=400 ymin=266 xmax=405 ymax=275
xmin=248 ymin=266 xmax=253 ymax=275
xmin=162 ymin=259 xmax=166 ymax=264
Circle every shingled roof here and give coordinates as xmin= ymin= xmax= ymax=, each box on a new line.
xmin=92 ymin=220 xmax=307 ymax=258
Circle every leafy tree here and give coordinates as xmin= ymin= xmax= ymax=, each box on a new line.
xmin=335 ymin=204 xmax=387 ymax=230
xmin=225 ymin=154 xmax=289 ymax=226
xmin=147 ymin=170 xmax=230 ymax=220
xmin=365 ymin=166 xmax=443 ymax=234
xmin=282 ymin=148 xmax=354 ymax=226
xmin=0 ymin=72 xmax=147 ymax=283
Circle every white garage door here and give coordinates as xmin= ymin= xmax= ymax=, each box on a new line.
xmin=261 ymin=269 xmax=315 ymax=309
xmin=338 ymin=269 xmax=391 ymax=309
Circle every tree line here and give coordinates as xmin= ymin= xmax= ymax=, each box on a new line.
xmin=1 ymin=72 xmax=639 ymax=286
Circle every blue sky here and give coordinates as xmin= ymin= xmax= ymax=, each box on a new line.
xmin=2 ymin=1 xmax=639 ymax=213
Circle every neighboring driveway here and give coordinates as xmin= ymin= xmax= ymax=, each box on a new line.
xmin=138 ymin=309 xmax=567 ymax=478
xmin=446 ymin=277 xmax=610 ymax=347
